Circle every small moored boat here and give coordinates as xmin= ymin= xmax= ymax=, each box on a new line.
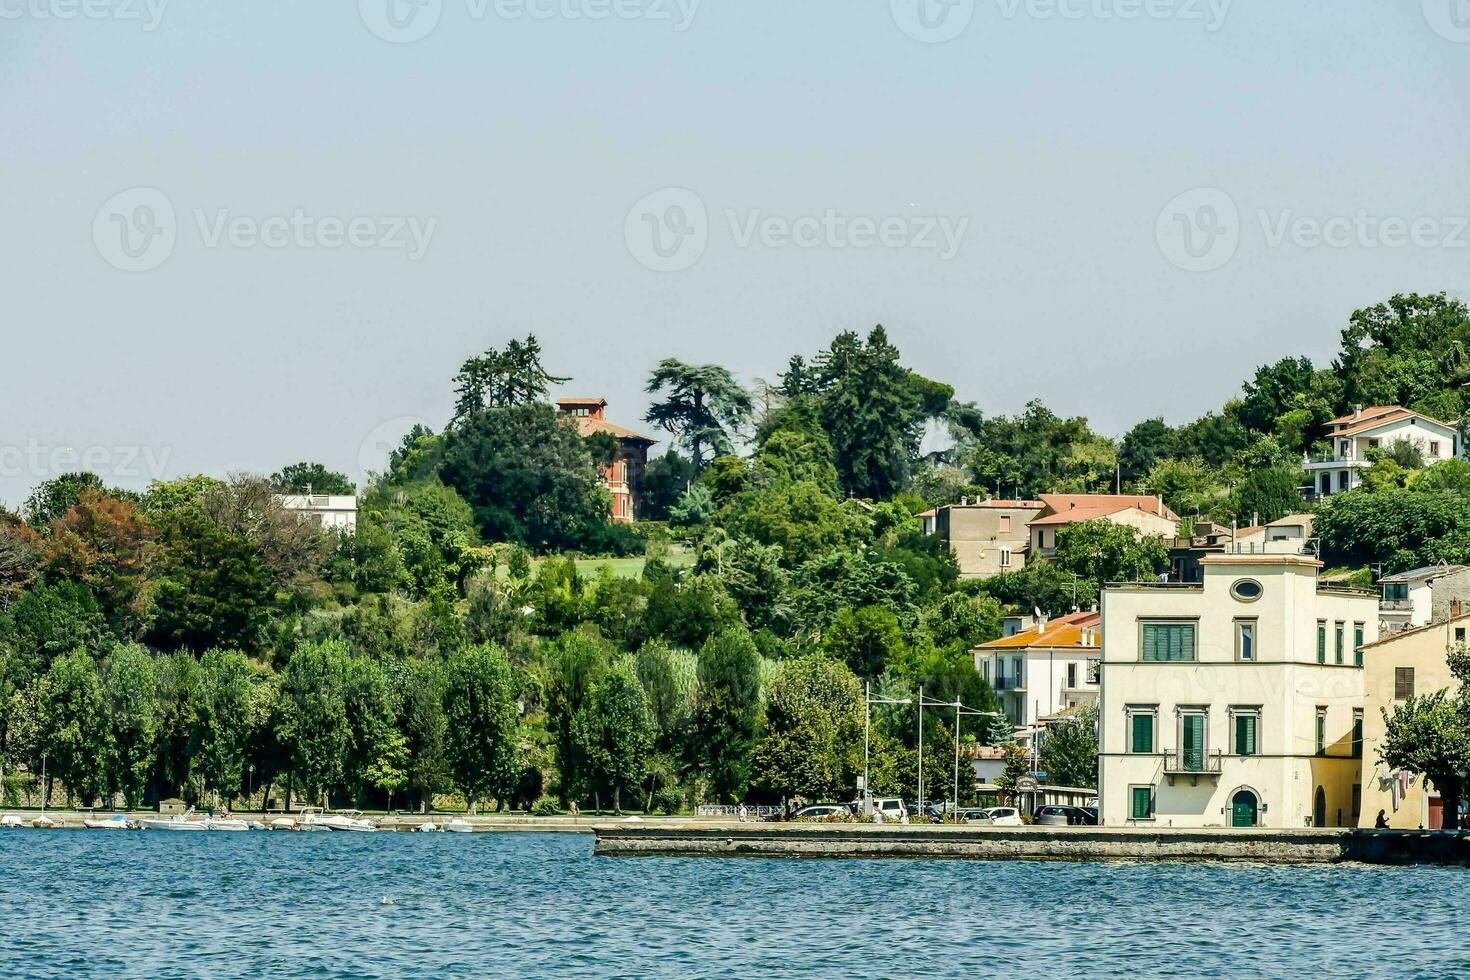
xmin=83 ymin=814 xmax=136 ymax=830
xmin=141 ymin=808 xmax=209 ymax=832
xmin=204 ymin=817 xmax=251 ymax=832
xmin=443 ymin=818 xmax=474 ymax=834
xmin=1 ymin=814 xmax=25 ymax=829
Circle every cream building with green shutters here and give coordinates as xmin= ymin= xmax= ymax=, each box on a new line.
xmin=1098 ymin=554 xmax=1378 ymax=829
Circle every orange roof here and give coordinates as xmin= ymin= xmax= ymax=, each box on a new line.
xmin=945 ymin=499 xmax=1045 ymax=509
xmin=975 ymin=611 xmax=1101 ymax=650
xmin=571 ymin=415 xmax=657 ymax=444
xmin=1330 ymin=407 xmax=1455 ymax=438
xmin=1325 ymin=405 xmax=1403 ymax=428
xmin=1029 ymin=494 xmax=1179 ymax=527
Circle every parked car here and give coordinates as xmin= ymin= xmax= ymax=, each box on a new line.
xmin=1032 ymin=804 xmax=1097 ymax=826
xmin=791 ymin=804 xmax=850 ymax=821
xmin=906 ymin=801 xmax=945 ymax=824
xmin=971 ymin=807 xmax=1023 ymax=826
xmin=955 ymin=808 xmax=990 ymax=823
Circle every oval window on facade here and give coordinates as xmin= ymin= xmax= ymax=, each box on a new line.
xmin=1231 ymin=579 xmax=1263 ymax=602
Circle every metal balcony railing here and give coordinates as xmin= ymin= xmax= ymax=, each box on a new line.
xmin=1162 ymin=749 xmax=1223 ymax=776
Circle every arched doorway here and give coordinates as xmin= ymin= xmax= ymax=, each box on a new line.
xmin=1313 ymin=786 xmax=1326 ymax=828
xmin=1230 ymin=789 xmax=1258 ymax=828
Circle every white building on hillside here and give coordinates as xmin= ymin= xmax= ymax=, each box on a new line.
xmin=1098 ymin=555 xmax=1378 ymax=829
xmin=276 ymin=493 xmax=358 ymax=533
xmin=1378 ymin=563 xmax=1470 ymax=634
xmin=1302 ymin=405 xmax=1461 ymax=499
xmin=973 ymin=611 xmax=1102 ymax=735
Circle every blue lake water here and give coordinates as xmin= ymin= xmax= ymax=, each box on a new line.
xmin=0 ymin=829 xmax=1464 ymax=978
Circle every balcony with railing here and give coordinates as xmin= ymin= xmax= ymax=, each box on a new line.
xmin=993 ymin=674 xmax=1026 ymax=693
xmin=1162 ymin=749 xmax=1224 ymax=786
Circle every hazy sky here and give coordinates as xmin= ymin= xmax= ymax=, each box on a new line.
xmin=4 ymin=0 xmax=1470 ymax=507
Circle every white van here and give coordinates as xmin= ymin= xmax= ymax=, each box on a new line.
xmin=869 ymin=798 xmax=908 ymax=823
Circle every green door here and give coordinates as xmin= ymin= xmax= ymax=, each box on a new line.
xmin=1182 ymin=714 xmax=1205 ymax=771
xmin=1231 ymin=790 xmax=1257 ymax=828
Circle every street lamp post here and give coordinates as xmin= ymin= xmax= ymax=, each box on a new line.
xmin=863 ymin=681 xmax=912 ymax=818
xmin=919 ymin=691 xmax=1007 ymax=821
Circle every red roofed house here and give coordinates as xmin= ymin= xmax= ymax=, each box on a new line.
xmin=1027 ymin=494 xmax=1180 ymax=559
xmin=1302 ymin=405 xmax=1461 ymax=500
xmin=557 ymin=397 xmax=656 ymax=523
xmin=933 ymin=497 xmax=1046 ymax=579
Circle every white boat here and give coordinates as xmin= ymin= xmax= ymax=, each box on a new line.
xmin=204 ymin=817 xmax=251 ymax=832
xmin=1 ymin=814 xmax=24 ymax=829
xmin=31 ymin=814 xmax=59 ymax=829
xmin=325 ymin=809 xmax=379 ymax=832
xmin=82 ymin=814 xmax=135 ymax=830
xmin=268 ymin=817 xmax=297 ymax=831
xmin=414 ymin=821 xmax=442 ymax=832
xmin=141 ymin=808 xmax=209 ymax=832
xmin=443 ymin=818 xmax=474 ymax=834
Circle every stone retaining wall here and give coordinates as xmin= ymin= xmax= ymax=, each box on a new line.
xmin=592 ymin=823 xmax=1470 ymax=866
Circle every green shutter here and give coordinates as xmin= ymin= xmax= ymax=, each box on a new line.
xmin=1317 ymin=624 xmax=1326 ymax=664
xmin=1336 ymin=626 xmax=1344 ymax=664
xmin=1131 ymin=714 xmax=1153 ymax=754
xmin=1131 ymin=787 xmax=1152 ymax=819
xmin=1143 ymin=624 xmax=1196 ymax=662
xmin=1183 ymin=715 xmax=1205 ymax=770
xmin=1354 ymin=626 xmax=1364 ymax=666
xmin=1235 ymin=715 xmax=1256 ymax=756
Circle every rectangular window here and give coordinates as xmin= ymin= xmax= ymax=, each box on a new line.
xmin=1317 ymin=622 xmax=1327 ymax=664
xmin=1352 ymin=710 xmax=1364 ymax=758
xmin=999 ymin=548 xmax=1012 ymax=569
xmin=1066 ymin=663 xmax=1077 ymax=689
xmin=1235 ymin=620 xmax=1256 ymax=662
xmin=1233 ymin=712 xmax=1259 ymax=756
xmin=1338 ymin=471 xmax=1350 ymax=491
xmin=1087 ymin=659 xmax=1101 ymax=685
xmin=1352 ymin=784 xmax=1362 ymax=822
xmin=1354 ymin=623 xmax=1365 ymax=667
xmin=1142 ymin=622 xmax=1197 ymax=662
xmin=1130 ymin=786 xmax=1155 ymax=820
xmin=1181 ymin=712 xmax=1207 ymax=771
xmin=1456 ymin=627 xmax=1466 ymax=644
xmin=1129 ymin=711 xmax=1155 ymax=754
xmin=1000 ymin=515 xmax=1011 ymax=533
xmin=1316 ymin=708 xmax=1327 ymax=755
xmin=1430 ymin=440 xmax=1442 ymax=458
xmin=1395 ymin=667 xmax=1415 ymax=700
xmin=1335 ymin=623 xmax=1345 ymax=665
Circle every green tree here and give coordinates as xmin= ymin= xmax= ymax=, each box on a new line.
xmin=922 ymin=592 xmax=1002 ymax=649
xmin=1119 ymin=418 xmax=1177 ymax=483
xmin=547 ymin=630 xmax=612 ymax=805
xmin=751 ymin=655 xmax=863 ymax=802
xmin=692 ymin=628 xmax=763 ymax=803
xmin=451 ymin=334 xmax=569 ymax=423
xmin=271 ymin=462 xmax=355 ymax=495
xmin=1052 ymin=521 xmax=1168 ymax=588
xmin=193 ymin=649 xmax=255 ymax=807
xmin=439 ymin=403 xmax=610 ymax=552
xmin=147 ymin=508 xmax=275 ymax=654
xmin=101 ymin=643 xmax=158 ymax=809
xmin=722 ymin=481 xmax=869 ymax=568
xmin=343 ymin=654 xmax=397 ymax=806
xmin=275 ymin=640 xmax=352 ymax=807
xmin=572 ymin=658 xmax=654 ymax=813
xmin=644 ymin=359 xmax=754 ymax=471
xmin=397 ymin=657 xmax=448 ymax=812
xmin=23 ymin=472 xmax=107 ymax=528
xmin=39 ymin=649 xmax=110 ymax=806
xmin=153 ymin=650 xmax=200 ymax=801
xmin=1038 ymin=703 xmax=1098 ymax=790
xmin=443 ymin=643 xmax=521 ymax=811
xmin=641 ymin=452 xmax=697 ymax=521
xmin=824 ymin=605 xmax=905 ymax=678
xmin=1227 ymin=466 xmax=1304 ymax=526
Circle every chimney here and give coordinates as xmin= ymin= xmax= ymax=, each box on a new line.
xmin=1353 ymin=404 xmax=1363 ymax=421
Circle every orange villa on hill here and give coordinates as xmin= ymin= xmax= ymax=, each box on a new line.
xmin=557 ymin=397 xmax=656 ymax=523
xmin=1027 ymin=494 xmax=1180 ymax=559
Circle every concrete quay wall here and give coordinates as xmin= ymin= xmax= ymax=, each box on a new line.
xmin=592 ymin=823 xmax=1470 ymax=866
